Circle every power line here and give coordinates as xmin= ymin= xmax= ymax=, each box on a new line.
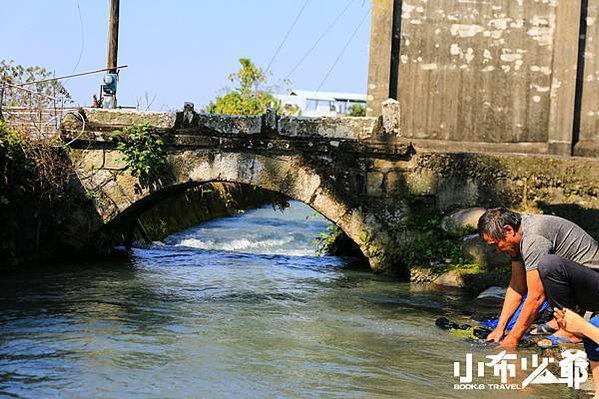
xmin=1 ymin=81 xmax=61 ymax=101
xmin=265 ymin=0 xmax=310 ymax=74
xmin=316 ymin=9 xmax=369 ymax=93
xmin=9 ymin=65 xmax=128 ymax=87
xmin=72 ymin=0 xmax=85 ymax=75
xmin=286 ymin=0 xmax=356 ymax=80
xmin=63 ymin=0 xmax=86 ymax=87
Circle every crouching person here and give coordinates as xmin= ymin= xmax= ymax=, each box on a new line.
xmin=477 ymin=207 xmax=599 ymax=350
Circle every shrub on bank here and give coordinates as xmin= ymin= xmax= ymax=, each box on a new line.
xmin=0 ymin=121 xmax=80 ymax=268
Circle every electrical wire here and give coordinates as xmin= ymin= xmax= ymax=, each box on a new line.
xmin=266 ymin=0 xmax=310 ymax=74
xmin=1 ymin=81 xmax=60 ymax=101
xmin=10 ymin=65 xmax=128 ymax=87
xmin=63 ymin=0 xmax=86 ymax=86
xmin=315 ymin=9 xmax=370 ymax=94
xmin=61 ymin=109 xmax=87 ymax=147
xmin=285 ymin=0 xmax=356 ymax=80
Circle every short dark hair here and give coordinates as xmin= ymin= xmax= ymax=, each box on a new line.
xmin=477 ymin=207 xmax=522 ymax=240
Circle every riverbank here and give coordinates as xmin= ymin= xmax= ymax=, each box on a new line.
xmin=0 ymin=121 xmax=97 ymax=268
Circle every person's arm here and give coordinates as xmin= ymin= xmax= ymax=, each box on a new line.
xmin=500 ymin=268 xmax=545 ymax=349
xmin=486 ymin=260 xmax=527 ymax=342
xmin=582 ymin=322 xmax=599 ymax=344
xmin=556 ymin=308 xmax=599 ymax=344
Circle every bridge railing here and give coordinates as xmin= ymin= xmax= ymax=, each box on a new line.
xmin=60 ymin=106 xmax=397 ymax=140
xmin=1 ymin=105 xmax=82 ymax=140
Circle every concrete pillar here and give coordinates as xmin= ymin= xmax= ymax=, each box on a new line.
xmin=548 ymin=1 xmax=583 ymax=156
xmin=366 ymin=0 xmax=396 ymax=117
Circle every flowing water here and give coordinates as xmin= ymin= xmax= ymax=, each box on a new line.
xmin=0 ymin=202 xmax=574 ymax=398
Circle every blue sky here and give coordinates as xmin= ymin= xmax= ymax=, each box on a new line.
xmin=2 ymin=1 xmax=371 ymax=111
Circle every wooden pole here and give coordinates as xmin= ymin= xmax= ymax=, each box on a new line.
xmin=107 ymin=0 xmax=120 ymax=73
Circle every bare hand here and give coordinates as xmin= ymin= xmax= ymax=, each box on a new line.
xmin=499 ymin=335 xmax=519 ymax=351
xmin=554 ymin=307 xmax=587 ymax=336
xmin=486 ymin=327 xmax=504 ymax=343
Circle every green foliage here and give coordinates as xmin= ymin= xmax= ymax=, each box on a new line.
xmin=1 ymin=60 xmax=72 ymax=107
xmin=206 ymin=58 xmax=281 ymax=116
xmin=111 ymin=121 xmax=167 ymax=181
xmin=398 ymin=216 xmax=465 ymax=268
xmin=359 ymin=229 xmax=373 ymax=245
xmin=84 ymin=189 xmax=100 ymax=200
xmin=314 ymin=224 xmax=343 ymax=255
xmin=0 ymin=121 xmax=77 ymax=269
xmin=0 ymin=120 xmax=24 ymax=149
xmin=348 ymin=104 xmax=366 ymax=117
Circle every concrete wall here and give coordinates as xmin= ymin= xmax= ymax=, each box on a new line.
xmin=578 ymin=1 xmax=599 ymax=157
xmin=368 ymin=0 xmax=598 ymax=157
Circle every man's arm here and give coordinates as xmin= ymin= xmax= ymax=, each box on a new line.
xmin=486 ymin=260 xmax=527 ymax=342
xmin=500 ymin=268 xmax=545 ymax=348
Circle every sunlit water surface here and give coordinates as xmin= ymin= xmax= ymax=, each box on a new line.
xmin=0 ymin=202 xmax=573 ymax=398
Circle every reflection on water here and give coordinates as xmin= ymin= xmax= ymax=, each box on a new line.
xmin=0 ymin=202 xmax=572 ymax=398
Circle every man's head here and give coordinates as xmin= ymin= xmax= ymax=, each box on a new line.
xmin=477 ymin=207 xmax=522 ymax=257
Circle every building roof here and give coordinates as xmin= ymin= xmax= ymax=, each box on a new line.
xmin=288 ymin=90 xmax=367 ymax=102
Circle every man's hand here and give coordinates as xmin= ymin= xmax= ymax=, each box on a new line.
xmin=499 ymin=334 xmax=519 ymax=351
xmin=486 ymin=327 xmax=505 ymax=343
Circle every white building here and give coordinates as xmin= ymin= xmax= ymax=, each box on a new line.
xmin=276 ymin=90 xmax=367 ymax=117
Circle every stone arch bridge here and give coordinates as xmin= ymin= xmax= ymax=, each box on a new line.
xmin=61 ymin=105 xmax=599 ymax=275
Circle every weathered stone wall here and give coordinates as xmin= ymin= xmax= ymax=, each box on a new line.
xmin=368 ymin=0 xmax=598 ymax=157
xmin=62 ymin=109 xmax=599 ymax=276
xmin=410 ymin=152 xmax=599 ymax=239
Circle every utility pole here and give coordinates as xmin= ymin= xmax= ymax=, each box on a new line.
xmin=107 ymin=0 xmax=120 ymax=73
xmin=102 ymin=0 xmax=120 ymax=108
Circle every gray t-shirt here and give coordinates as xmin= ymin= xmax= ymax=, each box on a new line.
xmin=520 ymin=214 xmax=599 ymax=272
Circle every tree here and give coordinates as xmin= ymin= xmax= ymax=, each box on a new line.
xmin=0 ymin=60 xmax=72 ymax=108
xmin=206 ymin=58 xmax=281 ymax=116
xmin=348 ymin=104 xmax=366 ymax=117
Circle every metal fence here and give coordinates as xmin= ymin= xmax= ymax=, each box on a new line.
xmin=1 ymin=105 xmax=82 ymax=139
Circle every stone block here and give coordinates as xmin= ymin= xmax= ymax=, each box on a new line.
xmin=437 ymin=177 xmax=479 ymax=211
xmin=219 ymin=153 xmax=256 ymax=183
xmin=433 ymin=270 xmax=464 ymax=288
xmin=83 ymin=108 xmax=176 ymax=129
xmin=310 ymin=187 xmax=349 ymax=224
xmin=373 ymin=159 xmax=411 ymax=171
xmin=462 ymin=234 xmax=510 ymax=268
xmin=366 ymin=172 xmax=384 ymax=196
xmin=196 ymin=114 xmax=261 ymax=135
xmin=250 ymin=156 xmax=294 ymax=194
xmin=384 ymin=172 xmax=405 ymax=194
xmin=405 ymin=170 xmax=437 ymax=196
xmin=476 ymin=286 xmax=507 ymax=304
xmin=441 ymin=207 xmax=486 ymax=236
xmin=382 ymin=98 xmax=400 ymax=136
xmin=278 ymin=116 xmax=379 ymax=139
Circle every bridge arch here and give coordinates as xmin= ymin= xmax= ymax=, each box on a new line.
xmin=81 ymin=149 xmax=394 ymax=274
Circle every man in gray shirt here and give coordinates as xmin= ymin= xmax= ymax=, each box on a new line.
xmin=477 ymin=207 xmax=599 ymax=350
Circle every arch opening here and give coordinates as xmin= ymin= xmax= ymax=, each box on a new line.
xmin=103 ymin=181 xmax=369 ymax=268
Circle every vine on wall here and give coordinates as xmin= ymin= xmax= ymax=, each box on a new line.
xmin=111 ymin=121 xmax=168 ymax=182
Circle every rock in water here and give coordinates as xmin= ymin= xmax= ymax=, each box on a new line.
xmin=472 ymin=328 xmax=491 ymax=340
xmin=435 ymin=317 xmax=459 ymax=330
xmin=441 ymin=207 xmax=486 ymax=237
xmin=476 ymin=286 xmax=507 ymax=304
